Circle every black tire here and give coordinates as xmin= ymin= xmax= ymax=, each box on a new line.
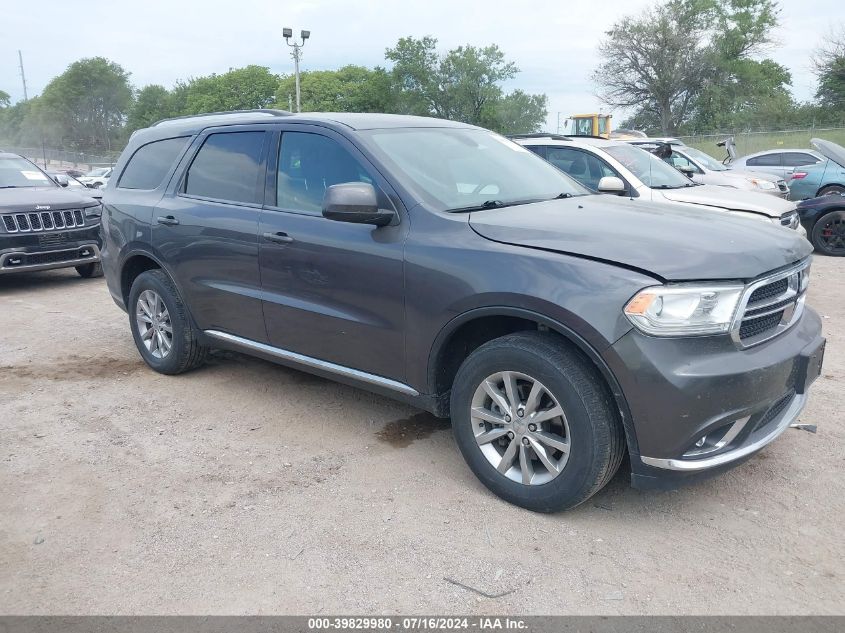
xmin=811 ymin=209 xmax=845 ymax=257
xmin=128 ymin=269 xmax=208 ymax=374
xmin=818 ymin=185 xmax=845 ymax=197
xmin=450 ymin=332 xmax=625 ymax=513
xmin=75 ymin=262 xmax=103 ymax=278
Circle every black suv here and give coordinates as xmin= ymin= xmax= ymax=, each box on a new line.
xmin=0 ymin=152 xmax=103 ymax=277
xmin=100 ymin=111 xmax=825 ymax=512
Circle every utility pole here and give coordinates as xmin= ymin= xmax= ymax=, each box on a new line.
xmin=18 ymin=50 xmax=28 ymax=101
xmin=283 ymin=28 xmax=310 ymax=112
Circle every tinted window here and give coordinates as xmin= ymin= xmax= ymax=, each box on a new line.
xmin=783 ymin=152 xmax=820 ymax=167
xmin=118 ymin=137 xmax=188 ymax=190
xmin=747 ymin=153 xmax=782 ymax=167
xmin=184 ymin=132 xmax=265 ymax=204
xmin=545 ymin=147 xmax=617 ymax=190
xmin=276 ymin=132 xmax=374 ymax=213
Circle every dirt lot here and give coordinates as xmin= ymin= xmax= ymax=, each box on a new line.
xmin=1 ymin=257 xmax=843 ymax=616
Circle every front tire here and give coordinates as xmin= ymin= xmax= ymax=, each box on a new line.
xmin=450 ymin=332 xmax=625 ymax=512
xmin=811 ymin=210 xmax=845 ymax=256
xmin=75 ymin=262 xmax=103 ymax=278
xmin=128 ymin=269 xmax=208 ymax=374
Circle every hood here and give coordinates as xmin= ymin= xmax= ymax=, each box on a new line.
xmin=811 ymin=137 xmax=845 ymax=169
xmin=715 ymin=168 xmax=781 ymax=184
xmin=468 ymin=195 xmax=811 ymax=282
xmin=0 ymin=186 xmax=99 ymax=213
xmin=659 ymin=184 xmax=795 ymax=217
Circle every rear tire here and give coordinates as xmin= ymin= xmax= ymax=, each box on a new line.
xmin=450 ymin=332 xmax=625 ymax=512
xmin=818 ymin=185 xmax=845 ymax=197
xmin=75 ymin=262 xmax=103 ymax=278
xmin=128 ymin=269 xmax=208 ymax=374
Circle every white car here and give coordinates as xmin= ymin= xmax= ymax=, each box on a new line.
xmin=626 ymin=140 xmax=790 ymax=198
xmin=513 ymin=135 xmax=806 ymax=237
xmin=78 ymin=166 xmax=112 ymax=189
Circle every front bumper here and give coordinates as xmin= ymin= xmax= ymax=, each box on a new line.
xmin=0 ymin=225 xmax=101 ymax=274
xmin=607 ymin=307 xmax=824 ymax=489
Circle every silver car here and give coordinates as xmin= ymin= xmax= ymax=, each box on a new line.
xmin=627 ymin=141 xmax=790 ymax=198
xmin=729 ymin=149 xmax=826 ymax=180
xmin=514 ymin=135 xmax=806 ymax=236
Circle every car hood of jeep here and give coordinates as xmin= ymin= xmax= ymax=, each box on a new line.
xmin=658 ymin=184 xmax=795 ymax=217
xmin=0 ymin=186 xmax=100 ymax=213
xmin=468 ymin=195 xmax=811 ymax=282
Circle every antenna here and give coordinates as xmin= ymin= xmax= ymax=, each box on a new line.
xmin=18 ymin=50 xmax=28 ymax=101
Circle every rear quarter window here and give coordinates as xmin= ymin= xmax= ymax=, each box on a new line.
xmin=117 ymin=137 xmax=189 ymax=190
xmin=746 ymin=153 xmax=782 ymax=167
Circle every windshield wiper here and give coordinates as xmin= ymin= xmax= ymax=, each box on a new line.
xmin=0 ymin=185 xmax=19 ymax=189
xmin=447 ymin=198 xmax=548 ymax=213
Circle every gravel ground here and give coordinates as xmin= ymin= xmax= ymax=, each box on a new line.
xmin=0 ymin=256 xmax=843 ymax=615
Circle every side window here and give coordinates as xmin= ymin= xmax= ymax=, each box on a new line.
xmin=747 ymin=153 xmax=782 ymax=167
xmin=276 ymin=132 xmax=374 ymax=214
xmin=117 ymin=137 xmax=189 ymax=190
xmin=545 ymin=147 xmax=617 ymax=189
xmin=783 ymin=152 xmax=820 ymax=167
xmin=184 ymin=131 xmax=265 ymax=204
xmin=668 ymin=151 xmax=699 ymax=172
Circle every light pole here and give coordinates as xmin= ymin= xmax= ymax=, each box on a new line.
xmin=283 ymin=27 xmax=310 ymax=113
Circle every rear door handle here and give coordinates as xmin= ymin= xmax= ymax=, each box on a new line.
xmin=156 ymin=215 xmax=179 ymax=226
xmin=262 ymin=231 xmax=294 ymax=244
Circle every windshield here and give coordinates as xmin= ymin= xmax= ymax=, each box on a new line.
xmin=604 ymin=144 xmax=694 ymax=189
xmin=360 ymin=128 xmax=591 ymax=211
xmin=86 ymin=167 xmax=110 ymax=177
xmin=682 ymin=147 xmax=727 ymax=171
xmin=0 ymin=157 xmax=54 ymax=188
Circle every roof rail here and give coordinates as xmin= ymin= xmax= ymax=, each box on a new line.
xmin=509 ymin=133 xmax=573 ymax=141
xmin=151 ymin=108 xmax=293 ymax=127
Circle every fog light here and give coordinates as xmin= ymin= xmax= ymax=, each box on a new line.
xmin=694 ymin=436 xmax=706 ymax=448
xmin=80 ymin=249 xmax=91 ymax=257
xmin=8 ymin=257 xmax=22 ymax=266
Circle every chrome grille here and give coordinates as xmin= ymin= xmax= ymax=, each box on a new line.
xmin=1 ymin=210 xmax=86 ymax=233
xmin=731 ymin=260 xmax=810 ymax=348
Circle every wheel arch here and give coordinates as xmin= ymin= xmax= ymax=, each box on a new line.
xmin=119 ymin=248 xmax=169 ymax=307
xmin=427 ymin=306 xmax=640 ymax=459
xmin=816 ymin=183 xmax=845 ymax=196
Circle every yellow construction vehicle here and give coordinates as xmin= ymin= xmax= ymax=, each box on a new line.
xmin=569 ymin=113 xmax=612 ymax=138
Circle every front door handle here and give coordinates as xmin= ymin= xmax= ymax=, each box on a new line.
xmin=156 ymin=215 xmax=179 ymax=226
xmin=262 ymin=231 xmax=294 ymax=244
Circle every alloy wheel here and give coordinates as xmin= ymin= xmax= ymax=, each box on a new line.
xmin=135 ymin=289 xmax=173 ymax=359
xmin=470 ymin=371 xmax=571 ymax=485
xmin=817 ymin=211 xmax=845 ymax=255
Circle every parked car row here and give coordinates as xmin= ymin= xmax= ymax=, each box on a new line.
xmin=84 ymin=110 xmax=825 ymax=512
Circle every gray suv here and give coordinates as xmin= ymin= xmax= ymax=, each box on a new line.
xmin=100 ymin=110 xmax=825 ymax=512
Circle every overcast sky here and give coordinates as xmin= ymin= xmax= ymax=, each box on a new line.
xmin=1 ymin=0 xmax=840 ymax=130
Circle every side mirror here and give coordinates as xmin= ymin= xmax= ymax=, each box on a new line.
xmin=678 ymin=165 xmax=696 ymax=177
xmin=53 ymin=174 xmax=69 ymax=187
xmin=322 ymin=182 xmax=395 ymax=227
xmin=597 ymin=176 xmax=626 ymax=195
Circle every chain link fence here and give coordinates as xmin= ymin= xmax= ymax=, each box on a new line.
xmin=677 ymin=127 xmax=845 ymax=159
xmin=3 ymin=146 xmax=120 ymax=171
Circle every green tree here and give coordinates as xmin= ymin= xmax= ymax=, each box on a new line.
xmin=595 ymin=0 xmax=786 ymax=134
xmin=385 ymin=36 xmax=546 ymax=132
xmin=274 ymin=65 xmax=394 ymax=112
xmin=593 ymin=2 xmax=710 ymax=134
xmin=814 ymin=27 xmax=845 ymax=109
xmin=482 ymin=90 xmax=548 ymax=134
xmin=0 ymin=90 xmax=10 ymax=108
xmin=37 ymin=57 xmax=133 ymax=150
xmin=182 ymin=65 xmax=279 ymax=114
xmin=127 ymin=84 xmax=173 ymax=132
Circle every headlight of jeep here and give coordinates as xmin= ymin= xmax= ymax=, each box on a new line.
xmin=748 ymin=178 xmax=776 ymax=190
xmin=624 ymin=284 xmax=744 ymax=336
xmin=83 ymin=205 xmax=102 ymax=218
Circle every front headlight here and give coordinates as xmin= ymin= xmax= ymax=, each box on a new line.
xmin=83 ymin=205 xmax=102 ymax=218
xmin=748 ymin=178 xmax=776 ymax=190
xmin=624 ymin=284 xmax=744 ymax=336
